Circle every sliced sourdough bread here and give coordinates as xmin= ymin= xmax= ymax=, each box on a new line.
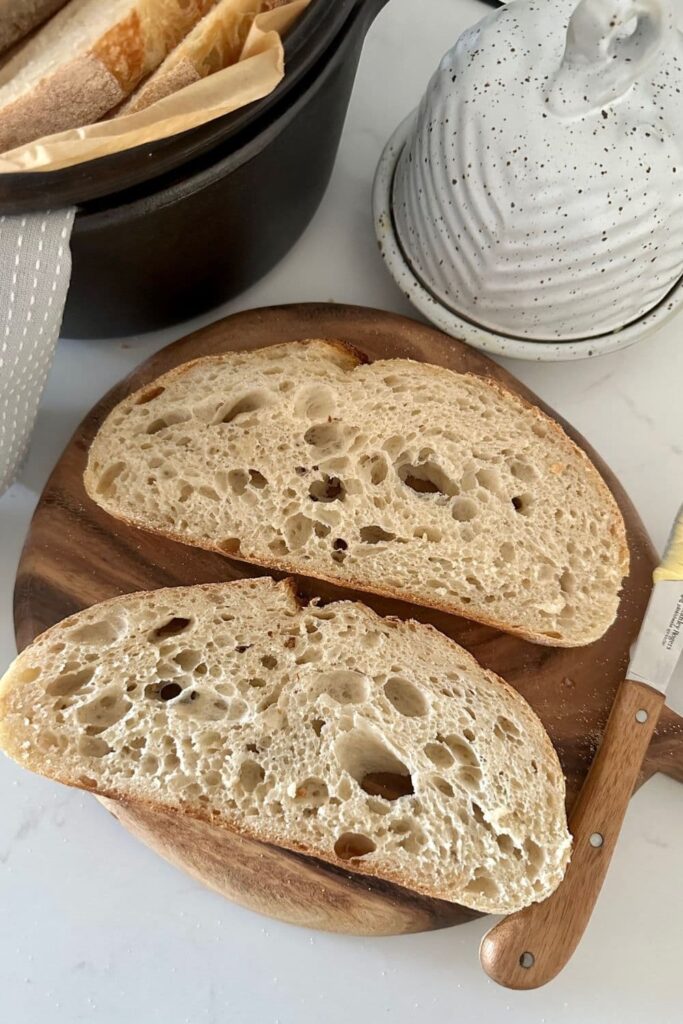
xmin=120 ymin=0 xmax=286 ymax=116
xmin=85 ymin=340 xmax=629 ymax=647
xmin=0 ymin=578 xmax=571 ymax=913
xmin=0 ymin=0 xmax=217 ymax=152
xmin=0 ymin=0 xmax=69 ymax=57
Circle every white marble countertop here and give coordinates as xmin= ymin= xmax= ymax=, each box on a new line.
xmin=1 ymin=1 xmax=682 ymax=1021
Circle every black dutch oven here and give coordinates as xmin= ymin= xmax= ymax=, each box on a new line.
xmin=0 ymin=0 xmax=499 ymax=338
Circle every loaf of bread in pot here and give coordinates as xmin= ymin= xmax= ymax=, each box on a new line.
xmin=84 ymin=339 xmax=629 ymax=646
xmin=0 ymin=0 xmax=218 ymax=152
xmin=0 ymin=577 xmax=572 ymax=914
xmin=120 ymin=0 xmax=291 ymax=116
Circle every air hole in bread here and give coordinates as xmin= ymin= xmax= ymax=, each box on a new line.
xmin=359 ymin=452 xmax=389 ymax=485
xmin=171 ymin=651 xmax=202 ymax=675
xmin=76 ymin=692 xmax=131 ymax=729
xmin=160 ymin=682 xmax=183 ymax=701
xmin=285 ymin=513 xmax=314 ymax=549
xmin=35 ymin=729 xmax=57 ymax=752
xmin=383 ymin=677 xmax=428 ymax=717
xmin=444 ymin=735 xmax=479 ymax=765
xmin=494 ymin=716 xmax=522 ymax=743
xmin=294 ymin=386 xmax=336 ymax=421
xmin=295 ymin=647 xmax=321 ymax=666
xmin=464 ymin=873 xmax=499 ymax=899
xmin=430 ymin=775 xmax=454 ymax=797
xmin=217 ymin=392 xmax=272 ymax=425
xmin=146 ymin=410 xmax=190 ymax=435
xmin=496 ymin=833 xmax=516 ymax=855
xmin=311 ymin=718 xmax=326 ymax=736
xmin=511 ymin=493 xmax=533 ymax=516
xmin=309 ymin=475 xmax=345 ymax=503
xmin=510 ymin=460 xmax=537 ymax=483
xmin=398 ymin=461 xmax=456 ymax=497
xmin=524 ymin=837 xmax=545 ymax=872
xmin=293 ymin=777 xmax=328 ymax=807
xmin=391 ymin=819 xmax=426 ymax=853
xmin=336 ymin=727 xmax=414 ymax=801
xmin=69 ymin=619 xmax=123 ymax=646
xmin=218 ymin=538 xmax=241 ymax=555
xmin=304 ymin=421 xmax=346 ymax=452
xmin=334 ymin=832 xmax=376 ymax=860
xmin=238 ymin=760 xmax=264 ymax=793
xmin=476 ymin=468 xmax=503 ymax=495
xmin=152 ymin=617 xmax=192 ymax=641
xmin=136 ymin=386 xmax=165 ymax=405
xmin=78 ymin=736 xmax=112 ymax=758
xmin=452 ymin=498 xmax=478 ymax=522
xmin=414 ymin=525 xmax=442 ymax=543
xmin=227 ymin=469 xmax=249 ymax=495
xmin=313 ymin=670 xmax=368 ymax=705
xmin=313 ymin=520 xmax=331 ymax=538
xmin=360 ymin=525 xmax=396 ymax=545
xmin=95 ymin=461 xmax=126 ymax=496
xmin=17 ymin=665 xmax=41 ymax=684
xmin=458 ymin=766 xmax=483 ymax=790
xmin=560 ymin=570 xmax=575 ymax=595
xmin=249 ymin=469 xmax=268 ymax=490
xmin=199 ymin=485 xmax=220 ymax=502
xmin=365 ymin=797 xmax=391 ymax=816
xmin=261 ymin=655 xmax=277 ymax=670
xmin=331 ymin=537 xmax=348 ymax=563
xmin=46 ymin=666 xmax=94 ymax=698
xmin=424 ymin=741 xmax=455 ymax=768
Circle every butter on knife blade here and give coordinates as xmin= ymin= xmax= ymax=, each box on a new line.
xmin=628 ymin=505 xmax=683 ymax=695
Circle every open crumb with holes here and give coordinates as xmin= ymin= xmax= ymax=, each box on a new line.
xmin=0 ymin=578 xmax=571 ymax=914
xmin=84 ymin=340 xmax=628 ymax=646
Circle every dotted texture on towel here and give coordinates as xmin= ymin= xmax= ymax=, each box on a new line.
xmin=0 ymin=208 xmax=75 ymax=495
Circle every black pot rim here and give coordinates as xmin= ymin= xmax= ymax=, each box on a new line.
xmin=74 ymin=0 xmax=382 ymax=233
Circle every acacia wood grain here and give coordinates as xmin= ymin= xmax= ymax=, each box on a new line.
xmin=13 ymin=303 xmax=682 ymax=934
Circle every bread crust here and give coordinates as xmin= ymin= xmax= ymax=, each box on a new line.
xmin=121 ymin=0 xmax=262 ymax=115
xmin=84 ymin=339 xmax=628 ymax=647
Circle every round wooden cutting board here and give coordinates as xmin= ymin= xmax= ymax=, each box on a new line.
xmin=13 ymin=303 xmax=683 ymax=935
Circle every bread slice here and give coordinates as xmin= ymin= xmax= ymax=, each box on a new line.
xmin=0 ymin=0 xmax=217 ymax=152
xmin=120 ymin=0 xmax=287 ymax=116
xmin=0 ymin=0 xmax=69 ymax=57
xmin=85 ymin=340 xmax=628 ymax=647
xmin=0 ymin=577 xmax=571 ymax=914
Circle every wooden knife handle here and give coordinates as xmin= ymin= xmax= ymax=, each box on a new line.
xmin=480 ymin=678 xmax=665 ymax=990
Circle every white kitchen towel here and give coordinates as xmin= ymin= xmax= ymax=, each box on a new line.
xmin=0 ymin=208 xmax=75 ymax=496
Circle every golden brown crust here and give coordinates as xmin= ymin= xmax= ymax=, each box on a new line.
xmin=92 ymin=10 xmax=146 ymax=93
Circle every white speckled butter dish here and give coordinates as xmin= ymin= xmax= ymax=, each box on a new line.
xmin=373 ymin=0 xmax=683 ymax=362
xmin=373 ymin=113 xmax=683 ymax=362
